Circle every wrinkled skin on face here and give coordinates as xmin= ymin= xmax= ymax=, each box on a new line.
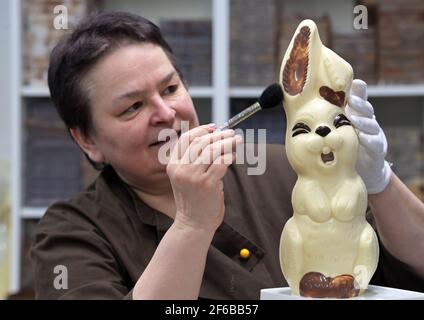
xmin=73 ymin=43 xmax=199 ymax=192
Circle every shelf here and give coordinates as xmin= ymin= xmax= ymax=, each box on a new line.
xmin=367 ymin=85 xmax=424 ymax=97
xmin=188 ymin=86 xmax=214 ymax=98
xmin=230 ymin=85 xmax=424 ymax=99
xmin=21 ymin=85 xmax=424 ymax=99
xmin=21 ymin=86 xmax=50 ymax=97
xmin=230 ymin=87 xmax=263 ymax=98
xmin=21 ymin=207 xmax=46 ymax=219
xmin=21 ymin=86 xmax=214 ymax=98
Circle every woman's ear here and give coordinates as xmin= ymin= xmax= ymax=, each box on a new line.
xmin=69 ymin=127 xmax=106 ymax=164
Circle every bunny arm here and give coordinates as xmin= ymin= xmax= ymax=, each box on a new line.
xmin=292 ymin=180 xmax=332 ymax=223
xmin=280 ymin=217 xmax=304 ymax=295
xmin=331 ymin=176 xmax=368 ymax=222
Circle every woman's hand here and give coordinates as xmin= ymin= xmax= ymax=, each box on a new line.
xmin=346 ymin=79 xmax=392 ymax=194
xmin=167 ymin=124 xmax=243 ymax=232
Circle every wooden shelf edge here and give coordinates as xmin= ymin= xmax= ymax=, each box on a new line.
xmin=21 ymin=207 xmax=46 ymax=219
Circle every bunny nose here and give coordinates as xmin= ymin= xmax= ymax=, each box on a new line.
xmin=315 ymin=126 xmax=331 ymax=137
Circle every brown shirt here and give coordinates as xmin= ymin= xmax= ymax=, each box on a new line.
xmin=30 ymin=144 xmax=424 ymax=299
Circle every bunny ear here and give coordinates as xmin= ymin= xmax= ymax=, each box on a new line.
xmin=280 ymin=19 xmax=353 ymax=115
xmin=282 ymin=25 xmax=310 ymax=96
xmin=280 ymin=20 xmax=324 ymax=98
xmin=319 ymin=86 xmax=345 ymax=108
xmin=279 ymin=20 xmax=325 ymax=113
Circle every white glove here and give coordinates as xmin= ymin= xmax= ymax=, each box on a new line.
xmin=346 ymin=79 xmax=392 ymax=194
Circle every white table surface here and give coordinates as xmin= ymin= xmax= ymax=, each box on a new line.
xmin=260 ymin=285 xmax=424 ymax=300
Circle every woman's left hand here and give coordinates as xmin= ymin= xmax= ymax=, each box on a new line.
xmin=346 ymin=79 xmax=392 ymax=194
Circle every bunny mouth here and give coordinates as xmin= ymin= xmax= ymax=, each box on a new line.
xmin=321 ymin=151 xmax=335 ymax=164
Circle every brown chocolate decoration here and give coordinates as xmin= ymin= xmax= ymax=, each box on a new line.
xmin=299 ymin=271 xmax=360 ymax=298
xmin=319 ymin=86 xmax=346 ymax=107
xmin=283 ymin=26 xmax=310 ymax=96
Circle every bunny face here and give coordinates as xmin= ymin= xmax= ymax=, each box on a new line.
xmin=286 ymin=97 xmax=359 ymax=177
xmin=280 ymin=19 xmax=357 ymax=178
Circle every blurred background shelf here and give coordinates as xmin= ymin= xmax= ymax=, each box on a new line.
xmin=21 ymin=207 xmax=46 ymax=220
xmin=22 ymin=85 xmax=424 ymax=99
xmin=230 ymin=87 xmax=264 ymax=98
xmin=187 ymin=87 xmax=214 ymax=98
xmin=231 ymin=85 xmax=424 ymax=98
xmin=21 ymin=86 xmax=50 ymax=98
xmin=367 ymin=85 xmax=424 ymax=97
xmin=21 ymin=85 xmax=215 ymax=98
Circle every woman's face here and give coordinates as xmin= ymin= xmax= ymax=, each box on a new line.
xmin=81 ymin=43 xmax=199 ymax=189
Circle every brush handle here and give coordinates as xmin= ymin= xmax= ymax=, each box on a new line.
xmin=217 ymin=102 xmax=261 ymax=130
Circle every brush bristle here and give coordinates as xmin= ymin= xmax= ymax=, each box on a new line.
xmin=258 ymin=83 xmax=283 ymax=109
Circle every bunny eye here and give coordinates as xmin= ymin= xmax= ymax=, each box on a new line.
xmin=334 ymin=114 xmax=351 ymax=128
xmin=292 ymin=122 xmax=311 ymax=137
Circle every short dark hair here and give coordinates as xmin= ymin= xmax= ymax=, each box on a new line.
xmin=48 ymin=11 xmax=184 ymax=169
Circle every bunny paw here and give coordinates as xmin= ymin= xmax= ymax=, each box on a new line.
xmin=332 ymin=195 xmax=357 ymax=222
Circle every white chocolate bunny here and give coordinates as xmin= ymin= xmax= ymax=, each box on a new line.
xmin=279 ymin=20 xmax=379 ymax=298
